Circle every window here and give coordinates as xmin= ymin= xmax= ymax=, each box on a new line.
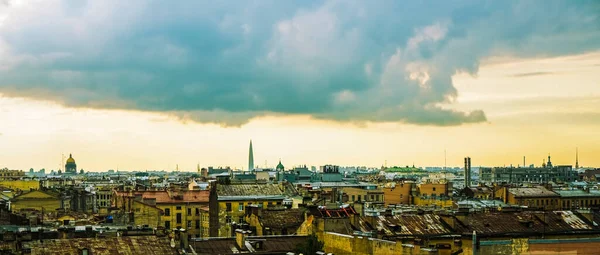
xmin=176 ymin=213 xmax=182 ymax=224
xmin=196 ymin=208 xmax=200 ymax=216
xmin=165 ymin=221 xmax=171 ymax=229
xmin=196 ymin=220 xmax=200 ymax=228
xmin=165 ymin=208 xmax=171 ymax=216
xmin=187 ymin=208 xmax=192 ymax=215
xmin=226 ymin=216 xmax=232 ymax=223
xmin=433 ymin=187 xmax=436 ymax=191
xmin=358 ymin=195 xmax=361 ymax=202
xmin=370 ymin=195 xmax=374 ymax=201
xmin=176 ymin=206 xmax=182 ymax=210
xmin=238 ymin=204 xmax=244 ymax=211
xmin=352 ymin=195 xmax=355 ymax=201
xmin=81 ymin=248 xmax=89 ymax=255
xmin=239 ymin=216 xmax=244 ymax=223
xmin=187 ymin=221 xmax=192 ymax=228
xmin=135 ymin=208 xmax=140 ymax=212
xmin=226 ymin=203 xmax=232 ymax=212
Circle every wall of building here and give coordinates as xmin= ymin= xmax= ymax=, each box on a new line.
xmin=413 ymin=196 xmax=453 ymax=207
xmin=418 ymin=183 xmax=449 ymax=197
xmin=383 ymin=182 xmax=413 ymax=205
xmin=0 ymin=180 xmax=40 ymax=191
xmin=159 ymin=203 xmax=208 ymax=238
xmin=216 ymin=199 xmax=283 ymax=237
xmin=344 ymin=187 xmax=383 ymax=204
xmin=133 ymin=201 xmax=162 ymax=228
xmin=322 ymin=232 xmax=459 ymax=255
xmin=11 ymin=191 xmax=61 ymax=212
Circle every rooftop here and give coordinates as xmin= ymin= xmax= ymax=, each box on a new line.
xmin=217 ymin=184 xmax=287 ymax=201
xmin=260 ymin=208 xmax=306 ymax=229
xmin=356 ymin=214 xmax=453 ymax=237
xmin=508 ymin=187 xmax=560 ymax=198
xmin=192 ymin=235 xmax=308 ymax=255
xmin=453 ymin=211 xmax=600 ymax=236
xmin=555 ymin=189 xmax=600 ymax=197
xmin=25 ymin=236 xmax=177 ymax=255
xmin=115 ymin=190 xmax=209 ymax=204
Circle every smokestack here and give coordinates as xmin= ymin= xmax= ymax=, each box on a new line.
xmin=523 ymin=156 xmax=526 ymax=168
xmin=464 ymin=157 xmax=471 ymax=188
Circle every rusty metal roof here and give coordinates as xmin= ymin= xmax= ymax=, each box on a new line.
xmin=217 ymin=184 xmax=286 ymax=200
xmin=26 ymin=236 xmax=177 ymax=255
xmin=357 ymin=214 xmax=452 ymax=237
xmin=260 ymin=208 xmax=306 ymax=229
xmin=508 ymin=187 xmax=559 ymax=198
xmin=453 ymin=211 xmax=598 ymax=236
xmin=193 ymin=235 xmax=308 ymax=255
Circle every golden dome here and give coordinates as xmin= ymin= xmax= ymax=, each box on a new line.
xmin=66 ymin=154 xmax=76 ymax=164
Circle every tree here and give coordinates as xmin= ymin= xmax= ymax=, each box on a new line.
xmin=294 ymin=234 xmax=324 ymax=255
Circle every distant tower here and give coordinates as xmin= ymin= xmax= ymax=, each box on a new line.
xmin=65 ymin=153 xmax=77 ymax=174
xmin=464 ymin=157 xmax=471 ymax=188
xmin=276 ymin=159 xmax=285 ymax=171
xmin=248 ymin=140 xmax=254 ymax=171
xmin=575 ymin=148 xmax=579 ymax=169
xmin=547 ymin=154 xmax=552 ymax=168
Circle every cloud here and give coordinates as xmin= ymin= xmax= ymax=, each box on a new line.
xmin=0 ymin=0 xmax=599 ymax=126
xmin=510 ymin=71 xmax=558 ymax=78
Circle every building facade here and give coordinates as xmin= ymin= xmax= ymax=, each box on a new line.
xmin=480 ymin=164 xmax=576 ymax=184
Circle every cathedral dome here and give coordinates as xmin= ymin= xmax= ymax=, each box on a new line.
xmin=66 ymin=154 xmax=76 ymax=164
xmin=276 ymin=160 xmax=284 ymax=171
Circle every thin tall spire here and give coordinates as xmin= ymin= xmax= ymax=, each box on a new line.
xmin=248 ymin=140 xmax=254 ymax=171
xmin=576 ymin=147 xmax=579 ymax=169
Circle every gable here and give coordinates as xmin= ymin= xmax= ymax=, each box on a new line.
xmin=15 ymin=190 xmax=57 ymax=199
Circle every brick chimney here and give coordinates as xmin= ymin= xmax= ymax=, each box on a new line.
xmin=235 ymin=229 xmax=251 ymax=248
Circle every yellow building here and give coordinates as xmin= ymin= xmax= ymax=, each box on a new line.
xmin=496 ymin=186 xmax=561 ymax=210
xmin=0 ymin=180 xmax=40 ymax=191
xmin=11 ymin=190 xmax=62 ymax=212
xmin=211 ymin=183 xmax=288 ymax=237
xmin=113 ymin=189 xmax=210 ymax=238
xmin=0 ymin=168 xmax=25 ymax=179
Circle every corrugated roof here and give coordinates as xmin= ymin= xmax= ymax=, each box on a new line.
xmin=509 ymin=187 xmax=559 ymax=197
xmin=193 ymin=235 xmax=308 ymax=255
xmin=217 ymin=184 xmax=285 ymax=198
xmin=357 ymin=214 xmax=452 ymax=237
xmin=260 ymin=209 xmax=306 ymax=229
xmin=453 ymin=211 xmax=598 ymax=235
xmin=115 ymin=190 xmax=209 ymax=204
xmin=26 ymin=236 xmax=177 ymax=255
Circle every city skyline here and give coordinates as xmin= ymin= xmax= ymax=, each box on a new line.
xmin=1 ymin=1 xmax=599 ymax=170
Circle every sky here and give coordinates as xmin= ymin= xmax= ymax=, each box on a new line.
xmin=0 ymin=0 xmax=599 ymax=171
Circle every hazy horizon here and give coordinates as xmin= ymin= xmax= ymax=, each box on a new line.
xmin=1 ymin=1 xmax=599 ymax=171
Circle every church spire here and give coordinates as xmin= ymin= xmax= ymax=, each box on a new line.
xmin=576 ymin=147 xmax=579 ymax=169
xmin=248 ymin=140 xmax=254 ymax=171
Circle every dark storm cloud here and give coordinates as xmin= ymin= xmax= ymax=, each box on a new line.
xmin=0 ymin=0 xmax=599 ymax=126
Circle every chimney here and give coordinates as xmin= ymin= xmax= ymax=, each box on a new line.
xmin=134 ymin=194 xmax=143 ymax=202
xmin=235 ymin=229 xmax=250 ymax=248
xmin=179 ymin=229 xmax=189 ymax=251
